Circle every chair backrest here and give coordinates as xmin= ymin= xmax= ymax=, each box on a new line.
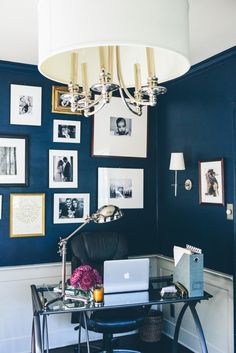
xmin=71 ymin=231 xmax=128 ymax=278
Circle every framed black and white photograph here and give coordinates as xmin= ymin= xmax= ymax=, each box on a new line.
xmin=49 ymin=149 xmax=78 ymax=188
xmin=92 ymin=97 xmax=147 ymax=158
xmin=10 ymin=84 xmax=42 ymax=126
xmin=0 ymin=195 xmax=2 ymax=220
xmin=98 ymin=167 xmax=144 ymax=209
xmin=10 ymin=193 xmax=45 ymax=238
xmin=53 ymin=119 xmax=81 ymax=143
xmin=199 ymin=158 xmax=224 ymax=205
xmin=52 ymin=86 xmax=82 ymax=115
xmin=53 ymin=193 xmax=90 ymax=224
xmin=0 ymin=135 xmax=28 ymax=186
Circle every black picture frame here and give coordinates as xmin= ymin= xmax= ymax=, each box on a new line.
xmin=0 ymin=135 xmax=28 ymax=186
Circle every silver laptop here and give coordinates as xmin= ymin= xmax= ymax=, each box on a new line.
xmin=103 ymin=258 xmax=149 ymax=294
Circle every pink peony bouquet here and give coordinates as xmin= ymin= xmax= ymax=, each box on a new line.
xmin=70 ymin=265 xmax=102 ymax=291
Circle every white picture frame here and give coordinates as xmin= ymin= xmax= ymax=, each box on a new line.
xmin=53 ymin=119 xmax=81 ymax=143
xmin=10 ymin=84 xmax=42 ymax=126
xmin=0 ymin=195 xmax=2 ymax=220
xmin=199 ymin=158 xmax=224 ymax=205
xmin=53 ymin=193 xmax=90 ymax=224
xmin=49 ymin=149 xmax=78 ymax=188
xmin=98 ymin=167 xmax=144 ymax=209
xmin=92 ymin=97 xmax=147 ymax=158
xmin=10 ymin=193 xmax=45 ymax=238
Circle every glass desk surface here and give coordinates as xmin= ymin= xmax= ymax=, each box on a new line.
xmin=31 ymin=276 xmax=212 ymax=315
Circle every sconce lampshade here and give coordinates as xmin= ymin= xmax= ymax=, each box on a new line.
xmin=169 ymin=152 xmax=185 ymax=171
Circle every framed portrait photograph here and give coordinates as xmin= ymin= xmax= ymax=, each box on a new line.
xmin=10 ymin=84 xmax=42 ymax=126
xmin=53 ymin=119 xmax=81 ymax=143
xmin=0 ymin=135 xmax=28 ymax=186
xmin=199 ymin=158 xmax=224 ymax=205
xmin=92 ymin=96 xmax=147 ymax=158
xmin=49 ymin=149 xmax=78 ymax=188
xmin=53 ymin=193 xmax=90 ymax=224
xmin=10 ymin=193 xmax=45 ymax=238
xmin=0 ymin=195 xmax=2 ymax=220
xmin=52 ymin=86 xmax=82 ymax=115
xmin=98 ymin=167 xmax=144 ymax=209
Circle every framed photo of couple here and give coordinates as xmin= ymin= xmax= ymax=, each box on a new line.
xmin=49 ymin=149 xmax=78 ymax=188
xmin=92 ymin=97 xmax=148 ymax=158
xmin=198 ymin=158 xmax=224 ymax=205
xmin=53 ymin=193 xmax=90 ymax=224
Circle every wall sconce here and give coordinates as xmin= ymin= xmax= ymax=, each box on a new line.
xmin=169 ymin=152 xmax=185 ymax=197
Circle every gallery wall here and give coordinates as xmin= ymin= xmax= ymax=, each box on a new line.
xmin=156 ymin=47 xmax=236 ymax=275
xmin=0 ymin=60 xmax=158 ymax=267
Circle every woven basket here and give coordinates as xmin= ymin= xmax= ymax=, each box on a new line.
xmin=139 ymin=310 xmax=163 ymax=343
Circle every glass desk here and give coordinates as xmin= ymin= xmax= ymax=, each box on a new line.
xmin=30 ymin=276 xmax=212 ymax=353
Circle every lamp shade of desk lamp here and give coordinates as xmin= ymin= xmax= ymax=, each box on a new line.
xmin=59 ymin=205 xmax=123 ymax=298
xmin=169 ymin=153 xmax=185 ymax=197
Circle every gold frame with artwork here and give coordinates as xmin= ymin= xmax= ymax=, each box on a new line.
xmin=52 ymin=86 xmax=81 ymax=115
xmin=10 ymin=193 xmax=45 ymax=238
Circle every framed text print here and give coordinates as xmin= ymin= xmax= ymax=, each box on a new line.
xmin=10 ymin=193 xmax=45 ymax=238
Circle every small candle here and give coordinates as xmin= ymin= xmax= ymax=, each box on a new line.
xmin=70 ymin=52 xmax=78 ymax=84
xmin=81 ymin=63 xmax=88 ymax=93
xmin=134 ymin=63 xmax=141 ymax=91
xmin=93 ymin=285 xmax=104 ymax=302
xmin=146 ymin=47 xmax=155 ymax=78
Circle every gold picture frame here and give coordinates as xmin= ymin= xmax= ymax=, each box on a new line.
xmin=10 ymin=193 xmax=45 ymax=238
xmin=52 ymin=86 xmax=81 ymax=115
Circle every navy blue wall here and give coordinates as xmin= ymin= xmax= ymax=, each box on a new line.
xmin=0 ymin=61 xmax=158 ymax=267
xmin=156 ymin=47 xmax=236 ymax=274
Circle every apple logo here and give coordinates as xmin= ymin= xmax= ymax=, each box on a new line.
xmin=124 ymin=272 xmax=130 ymax=279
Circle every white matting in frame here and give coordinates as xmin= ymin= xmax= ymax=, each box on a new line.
xmin=53 ymin=193 xmax=90 ymax=224
xmin=53 ymin=119 xmax=81 ymax=143
xmin=98 ymin=167 xmax=144 ymax=209
xmin=10 ymin=84 xmax=42 ymax=126
xmin=92 ymin=97 xmax=147 ymax=158
xmin=49 ymin=149 xmax=78 ymax=188
xmin=10 ymin=193 xmax=45 ymax=238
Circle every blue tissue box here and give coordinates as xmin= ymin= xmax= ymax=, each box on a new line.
xmin=173 ymin=253 xmax=204 ymax=297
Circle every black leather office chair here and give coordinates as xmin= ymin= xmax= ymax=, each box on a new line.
xmin=70 ymin=231 xmax=148 ymax=353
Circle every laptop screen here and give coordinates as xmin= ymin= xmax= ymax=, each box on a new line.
xmin=103 ymin=258 xmax=149 ymax=294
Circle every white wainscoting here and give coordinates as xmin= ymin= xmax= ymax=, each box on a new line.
xmin=0 ymin=256 xmax=234 ymax=353
xmin=0 ymin=263 xmax=102 ymax=353
xmin=155 ymin=254 xmax=234 ymax=353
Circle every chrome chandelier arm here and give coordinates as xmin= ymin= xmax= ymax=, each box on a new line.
xmin=118 ymin=87 xmax=142 ymax=116
xmin=83 ymin=99 xmax=107 ymax=117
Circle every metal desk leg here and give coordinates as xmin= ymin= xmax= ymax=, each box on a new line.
xmin=82 ymin=311 xmax=91 ymax=353
xmin=31 ymin=315 xmax=43 ymax=353
xmin=172 ymin=302 xmax=208 ymax=353
xmin=189 ymin=303 xmax=208 ymax=353
xmin=172 ymin=302 xmax=189 ymax=353
xmin=42 ymin=315 xmax=49 ymax=353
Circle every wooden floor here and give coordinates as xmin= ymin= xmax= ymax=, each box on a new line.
xmin=49 ymin=334 xmax=193 ymax=353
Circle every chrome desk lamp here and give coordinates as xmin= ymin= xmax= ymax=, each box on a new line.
xmin=58 ymin=205 xmax=123 ymax=298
